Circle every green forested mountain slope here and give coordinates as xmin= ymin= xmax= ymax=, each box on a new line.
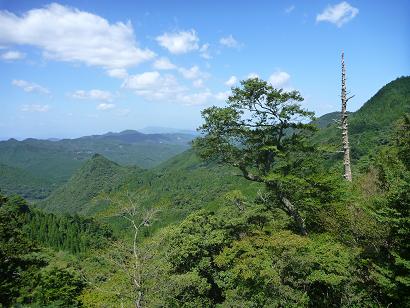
xmin=38 ymin=149 xmax=261 ymax=237
xmin=313 ymin=111 xmax=341 ymax=128
xmin=0 ymin=130 xmax=193 ymax=199
xmin=314 ymin=76 xmax=410 ymax=159
xmin=0 ymin=163 xmax=53 ymax=200
xmin=37 ymin=154 xmax=137 ymax=214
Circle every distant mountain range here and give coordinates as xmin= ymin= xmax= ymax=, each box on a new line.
xmin=0 ymin=130 xmax=194 ymax=200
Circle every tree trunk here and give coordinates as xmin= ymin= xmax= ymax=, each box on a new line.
xmin=341 ymin=52 xmax=353 ymax=182
xmin=280 ymin=196 xmax=308 ymax=236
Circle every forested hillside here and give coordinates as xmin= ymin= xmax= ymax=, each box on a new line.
xmin=0 ymin=163 xmax=53 ymax=200
xmin=0 ymin=131 xmax=193 ymax=200
xmin=38 ymin=154 xmax=138 ymax=214
xmin=1 ymin=77 xmax=409 ymax=307
xmin=314 ymin=76 xmax=410 ymax=159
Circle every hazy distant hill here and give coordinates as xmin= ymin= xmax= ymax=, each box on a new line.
xmin=0 ymin=130 xmax=193 ymax=200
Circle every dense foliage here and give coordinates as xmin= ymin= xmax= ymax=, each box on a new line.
xmin=38 ymin=154 xmax=137 ymax=214
xmin=25 ymin=208 xmax=114 ymax=254
xmin=0 ymin=195 xmax=86 ymax=307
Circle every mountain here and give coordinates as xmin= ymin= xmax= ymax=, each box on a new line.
xmin=0 ymin=163 xmax=53 ymax=200
xmin=313 ymin=111 xmax=341 ymax=129
xmin=0 ymin=130 xmax=193 ymax=199
xmin=83 ymin=129 xmax=193 ymax=144
xmin=37 ymin=149 xmax=261 ymax=236
xmin=314 ymin=76 xmax=410 ymax=159
xmin=37 ymin=154 xmax=137 ymax=214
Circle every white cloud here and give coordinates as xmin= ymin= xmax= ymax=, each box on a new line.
xmin=268 ymin=71 xmax=291 ymax=88
xmin=1 ymin=50 xmax=25 ymax=60
xmin=97 ymin=103 xmax=115 ymax=110
xmin=21 ymin=104 xmax=50 ymax=112
xmin=214 ymin=91 xmax=230 ymax=101
xmin=106 ymin=68 xmax=128 ymax=79
xmin=156 ymin=30 xmax=199 ymax=54
xmin=153 ymin=57 xmax=176 ymax=70
xmin=193 ymin=79 xmax=204 ymax=88
xmin=71 ymin=89 xmax=113 ymax=101
xmin=123 ymin=71 xmax=216 ymax=106
xmin=225 ymin=76 xmax=238 ymax=87
xmin=12 ymin=79 xmax=50 ymax=95
xmin=219 ymin=35 xmax=240 ymax=48
xmin=123 ymin=71 xmax=162 ymax=90
xmin=122 ymin=71 xmax=184 ymax=102
xmin=178 ymin=65 xmax=205 ymax=80
xmin=0 ymin=3 xmax=155 ymax=69
xmin=247 ymin=72 xmax=259 ymax=79
xmin=285 ymin=5 xmax=295 ymax=14
xmin=316 ymin=1 xmax=359 ymax=27
xmin=199 ymin=43 xmax=211 ymax=59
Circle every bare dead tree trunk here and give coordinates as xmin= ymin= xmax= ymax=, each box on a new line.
xmin=341 ymin=52 xmax=353 ymax=182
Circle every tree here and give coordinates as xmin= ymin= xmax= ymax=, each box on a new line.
xmin=340 ymin=52 xmax=354 ymax=181
xmin=367 ymin=114 xmax=410 ymax=305
xmin=86 ymin=191 xmax=161 ymax=308
xmin=193 ymin=78 xmax=315 ymax=235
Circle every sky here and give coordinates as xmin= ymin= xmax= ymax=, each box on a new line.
xmin=0 ymin=0 xmax=409 ymax=139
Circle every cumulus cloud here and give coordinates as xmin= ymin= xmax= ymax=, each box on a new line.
xmin=156 ymin=30 xmax=199 ymax=54
xmin=0 ymin=3 xmax=155 ymax=69
xmin=178 ymin=65 xmax=207 ymax=80
xmin=219 ymin=35 xmax=240 ymax=48
xmin=316 ymin=1 xmax=359 ymax=27
xmin=71 ymin=89 xmax=113 ymax=101
xmin=1 ymin=50 xmax=25 ymax=60
xmin=153 ymin=57 xmax=176 ymax=70
xmin=21 ymin=104 xmax=50 ymax=112
xmin=106 ymin=68 xmax=128 ymax=79
xmin=268 ymin=71 xmax=291 ymax=88
xmin=97 ymin=103 xmax=115 ymax=110
xmin=225 ymin=76 xmax=238 ymax=87
xmin=247 ymin=72 xmax=259 ymax=79
xmin=12 ymin=79 xmax=50 ymax=95
xmin=122 ymin=71 xmax=183 ymax=102
xmin=123 ymin=71 xmax=217 ymax=106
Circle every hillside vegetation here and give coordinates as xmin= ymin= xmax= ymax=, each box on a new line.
xmin=314 ymin=76 xmax=410 ymax=159
xmin=0 ymin=130 xmax=193 ymax=200
xmin=1 ymin=77 xmax=409 ymax=307
xmin=37 ymin=154 xmax=137 ymax=215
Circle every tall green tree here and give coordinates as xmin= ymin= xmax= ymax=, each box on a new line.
xmin=194 ymin=78 xmax=315 ymax=235
xmin=367 ymin=114 xmax=410 ymax=305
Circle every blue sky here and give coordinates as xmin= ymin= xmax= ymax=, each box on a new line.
xmin=0 ymin=0 xmax=408 ymax=139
